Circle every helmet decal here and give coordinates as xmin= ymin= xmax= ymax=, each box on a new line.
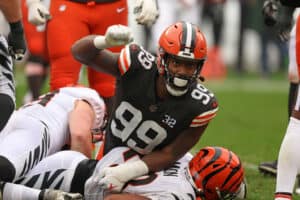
xmin=179 ymin=22 xmax=196 ymax=59
xmin=188 ymin=146 xmax=245 ymax=200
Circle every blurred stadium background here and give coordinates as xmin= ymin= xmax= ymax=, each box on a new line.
xmin=2 ymin=0 xmax=300 ymax=199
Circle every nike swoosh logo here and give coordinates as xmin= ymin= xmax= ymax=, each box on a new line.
xmin=116 ymin=7 xmax=125 ymax=13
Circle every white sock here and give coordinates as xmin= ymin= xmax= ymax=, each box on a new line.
xmin=2 ymin=182 xmax=40 ymax=200
xmin=276 ymin=117 xmax=300 ymax=196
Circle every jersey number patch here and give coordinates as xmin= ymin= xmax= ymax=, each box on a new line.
xmin=137 ymin=47 xmax=155 ymax=70
xmin=111 ymin=101 xmax=167 ymax=154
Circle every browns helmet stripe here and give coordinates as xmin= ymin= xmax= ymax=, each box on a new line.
xmin=180 ymin=22 xmax=196 ymax=55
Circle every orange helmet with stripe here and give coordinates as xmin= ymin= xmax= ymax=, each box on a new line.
xmin=157 ymin=21 xmax=207 ymax=96
xmin=188 ymin=146 xmax=245 ymax=200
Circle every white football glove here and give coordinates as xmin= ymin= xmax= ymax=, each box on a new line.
xmin=42 ymin=189 xmax=83 ymax=200
xmin=97 ymin=160 xmax=149 ymax=192
xmin=93 ymin=25 xmax=133 ymax=49
xmin=84 ymin=176 xmax=105 ymax=200
xmin=27 ymin=0 xmax=51 ymax=26
xmin=133 ymin=0 xmax=159 ymax=26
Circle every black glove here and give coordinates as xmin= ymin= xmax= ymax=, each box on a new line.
xmin=262 ymin=0 xmax=280 ymax=26
xmin=8 ymin=21 xmax=26 ymax=61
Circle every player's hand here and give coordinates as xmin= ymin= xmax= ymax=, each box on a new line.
xmin=262 ymin=0 xmax=279 ymax=26
xmin=98 ymin=166 xmax=127 ymax=192
xmin=27 ymin=0 xmax=51 ymax=26
xmin=8 ymin=22 xmax=26 ymax=61
xmin=84 ymin=176 xmax=105 ymax=199
xmin=42 ymin=189 xmax=83 ymax=200
xmin=133 ymin=0 xmax=159 ymax=26
xmin=105 ymin=25 xmax=134 ymax=47
xmin=97 ymin=160 xmax=148 ymax=192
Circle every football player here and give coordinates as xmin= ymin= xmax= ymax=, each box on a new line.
xmin=71 ymin=22 xmax=219 ymax=191
xmin=275 ymin=13 xmax=300 ymax=200
xmin=0 ymin=0 xmax=26 ymax=131
xmin=0 ymin=86 xmax=106 ymax=183
xmin=259 ymin=0 xmax=295 ymax=177
xmin=0 ymin=146 xmax=246 ymax=200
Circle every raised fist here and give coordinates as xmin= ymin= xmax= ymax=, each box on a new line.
xmin=105 ymin=24 xmax=134 ymax=47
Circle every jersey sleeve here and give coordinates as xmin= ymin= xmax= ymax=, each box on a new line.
xmin=78 ymin=88 xmax=106 ymax=132
xmin=190 ymin=88 xmax=219 ymax=128
xmin=190 ymin=106 xmax=218 ymax=127
xmin=117 ymin=43 xmax=154 ymax=76
xmin=118 ymin=44 xmax=132 ymax=75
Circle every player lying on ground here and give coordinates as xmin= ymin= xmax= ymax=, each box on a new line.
xmin=71 ymin=22 xmax=219 ymax=192
xmin=0 ymin=86 xmax=106 ymax=183
xmin=0 ymin=146 xmax=246 ymax=200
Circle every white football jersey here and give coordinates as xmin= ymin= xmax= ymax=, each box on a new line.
xmin=0 ymin=86 xmax=105 ymax=180
xmin=19 ymin=86 xmax=105 ymax=132
xmin=85 ymin=147 xmax=196 ymax=200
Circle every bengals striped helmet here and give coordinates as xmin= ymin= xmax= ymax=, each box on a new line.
xmin=157 ymin=21 xmax=207 ymax=96
xmin=188 ymin=146 xmax=245 ymax=200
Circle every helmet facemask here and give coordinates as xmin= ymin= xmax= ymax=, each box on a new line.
xmin=159 ymin=52 xmax=205 ymax=97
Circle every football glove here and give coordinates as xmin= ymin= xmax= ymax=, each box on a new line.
xmin=262 ymin=0 xmax=279 ymax=26
xmin=8 ymin=21 xmax=26 ymax=60
xmin=41 ymin=189 xmax=83 ymax=200
xmin=97 ymin=160 xmax=149 ymax=192
xmin=27 ymin=0 xmax=51 ymax=26
xmin=133 ymin=0 xmax=159 ymax=26
xmin=94 ymin=25 xmax=133 ymax=49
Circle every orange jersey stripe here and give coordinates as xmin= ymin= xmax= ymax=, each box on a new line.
xmin=118 ymin=45 xmax=131 ymax=75
xmin=190 ymin=108 xmax=218 ymax=127
xmin=190 ymin=118 xmax=211 ymax=127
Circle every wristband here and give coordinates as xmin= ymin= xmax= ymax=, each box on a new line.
xmin=9 ymin=21 xmax=24 ymax=34
xmin=26 ymin=0 xmax=39 ymax=6
xmin=118 ymin=160 xmax=149 ymax=181
xmin=93 ymin=36 xmax=109 ymax=50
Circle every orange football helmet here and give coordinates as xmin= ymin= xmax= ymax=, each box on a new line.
xmin=157 ymin=21 xmax=207 ymax=96
xmin=188 ymin=146 xmax=245 ymax=200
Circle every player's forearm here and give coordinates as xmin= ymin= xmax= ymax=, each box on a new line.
xmin=0 ymin=0 xmax=22 ymax=23
xmin=72 ymin=35 xmax=101 ymax=66
xmin=71 ymin=35 xmax=120 ymax=77
xmin=142 ymin=148 xmax=183 ymax=172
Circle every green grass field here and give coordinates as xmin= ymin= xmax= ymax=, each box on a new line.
xmin=14 ymin=67 xmax=299 ymax=199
